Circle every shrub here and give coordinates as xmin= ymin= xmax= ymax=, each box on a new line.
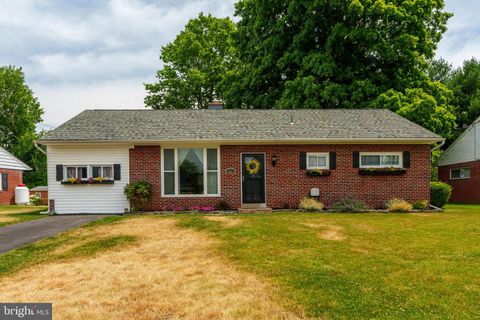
xmin=332 ymin=197 xmax=368 ymax=212
xmin=299 ymin=197 xmax=324 ymax=211
xmin=430 ymin=182 xmax=452 ymax=208
xmin=123 ymin=181 xmax=152 ymax=212
xmin=413 ymin=200 xmax=429 ymax=210
xmin=386 ymin=198 xmax=413 ymax=212
xmin=29 ymin=194 xmax=42 ymax=206
xmin=215 ymin=200 xmax=231 ymax=210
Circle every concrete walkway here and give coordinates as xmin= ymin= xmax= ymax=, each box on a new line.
xmin=0 ymin=215 xmax=110 ymax=254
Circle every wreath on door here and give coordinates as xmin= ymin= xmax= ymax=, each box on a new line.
xmin=245 ymin=158 xmax=261 ymax=175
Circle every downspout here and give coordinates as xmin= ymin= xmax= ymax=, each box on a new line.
xmin=34 ymin=141 xmax=47 ymax=155
xmin=475 ymin=121 xmax=477 ymax=160
xmin=33 ymin=141 xmax=52 ymax=215
xmin=430 ymin=140 xmax=445 ymax=153
xmin=429 ymin=139 xmax=446 ymax=212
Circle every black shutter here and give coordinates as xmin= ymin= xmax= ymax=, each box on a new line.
xmin=114 ymin=164 xmax=121 ymax=180
xmin=329 ymin=152 xmax=337 ymax=170
xmin=299 ymin=152 xmax=307 ymax=170
xmin=2 ymin=173 xmax=8 ymax=191
xmin=56 ymin=165 xmax=63 ymax=181
xmin=353 ymin=151 xmax=360 ymax=168
xmin=403 ymin=151 xmax=411 ymax=168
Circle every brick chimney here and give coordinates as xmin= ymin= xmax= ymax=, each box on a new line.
xmin=207 ymin=100 xmax=223 ymax=110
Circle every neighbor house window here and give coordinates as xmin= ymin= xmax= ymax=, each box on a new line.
xmin=450 ymin=168 xmax=470 ymax=180
xmin=306 ymin=153 xmax=329 ymax=169
xmin=65 ymin=166 xmax=88 ymax=179
xmin=360 ymin=152 xmax=402 ymax=168
xmin=161 ymin=148 xmax=220 ymax=196
xmin=92 ymin=166 xmax=113 ymax=179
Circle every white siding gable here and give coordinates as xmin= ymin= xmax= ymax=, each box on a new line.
xmin=47 ymin=144 xmax=130 ymax=214
xmin=439 ymin=118 xmax=480 ymax=166
xmin=0 ymin=147 xmax=31 ymax=171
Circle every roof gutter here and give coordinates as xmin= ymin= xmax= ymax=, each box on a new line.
xmin=37 ymin=137 xmax=444 ymax=145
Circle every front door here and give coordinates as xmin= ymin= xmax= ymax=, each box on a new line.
xmin=242 ymin=154 xmax=265 ymax=204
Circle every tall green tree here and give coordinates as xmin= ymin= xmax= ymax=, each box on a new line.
xmin=145 ymin=13 xmax=238 ymax=109
xmin=0 ymin=66 xmax=45 ymax=187
xmin=449 ymin=58 xmax=480 ymax=127
xmin=230 ymin=0 xmax=452 ymax=111
xmin=427 ymin=58 xmax=454 ymax=84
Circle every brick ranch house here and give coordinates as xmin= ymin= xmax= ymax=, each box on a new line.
xmin=0 ymin=146 xmax=31 ymax=205
xmin=438 ymin=117 xmax=480 ymax=203
xmin=37 ymin=109 xmax=442 ymax=214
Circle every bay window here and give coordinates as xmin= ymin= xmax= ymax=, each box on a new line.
xmin=162 ymin=147 xmax=220 ymax=196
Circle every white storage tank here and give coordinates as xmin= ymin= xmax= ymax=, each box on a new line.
xmin=15 ymin=184 xmax=30 ymax=205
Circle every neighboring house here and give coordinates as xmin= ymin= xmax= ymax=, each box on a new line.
xmin=37 ymin=108 xmax=442 ymax=214
xmin=29 ymin=186 xmax=48 ymax=205
xmin=0 ymin=147 xmax=31 ymax=205
xmin=438 ymin=117 xmax=480 ymax=203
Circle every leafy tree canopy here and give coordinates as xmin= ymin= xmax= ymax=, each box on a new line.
xmin=0 ymin=66 xmax=46 ymax=187
xmin=145 ymin=13 xmax=238 ymax=109
xmin=427 ymin=58 xmax=454 ymax=84
xmin=232 ymin=0 xmax=452 ymax=111
xmin=374 ymin=81 xmax=456 ymax=138
xmin=449 ymin=58 xmax=480 ymax=127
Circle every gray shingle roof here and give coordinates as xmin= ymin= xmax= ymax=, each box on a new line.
xmin=38 ymin=109 xmax=442 ymax=143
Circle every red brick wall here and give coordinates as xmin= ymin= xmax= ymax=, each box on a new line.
xmin=439 ymin=160 xmax=480 ymax=203
xmin=129 ymin=144 xmax=431 ymax=210
xmin=0 ymin=169 xmax=23 ymax=205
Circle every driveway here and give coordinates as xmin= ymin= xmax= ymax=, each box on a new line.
xmin=0 ymin=215 xmax=110 ymax=254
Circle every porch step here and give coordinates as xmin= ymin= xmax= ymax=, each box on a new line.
xmin=238 ymin=207 xmax=273 ymax=214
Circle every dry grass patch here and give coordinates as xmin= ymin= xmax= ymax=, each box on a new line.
xmin=204 ymin=215 xmax=243 ymax=227
xmin=0 ymin=217 xmax=19 ymax=224
xmin=300 ymin=222 xmax=345 ymax=241
xmin=0 ymin=217 xmax=300 ymax=320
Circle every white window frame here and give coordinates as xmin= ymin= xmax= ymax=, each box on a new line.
xmin=64 ymin=165 xmax=89 ymax=180
xmin=359 ymin=152 xmax=403 ymax=168
xmin=91 ymin=165 xmax=114 ymax=179
xmin=306 ymin=152 xmax=330 ymax=170
xmin=450 ymin=168 xmax=471 ymax=180
xmin=161 ymin=147 xmax=221 ymax=197
xmin=0 ymin=173 xmax=2 ymax=191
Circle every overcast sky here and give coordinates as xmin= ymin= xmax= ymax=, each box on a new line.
xmin=0 ymin=0 xmax=478 ymax=128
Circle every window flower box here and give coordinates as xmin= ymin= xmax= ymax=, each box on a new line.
xmin=61 ymin=177 xmax=114 ymax=185
xmin=306 ymin=169 xmax=331 ymax=177
xmin=358 ymin=168 xmax=407 ymax=176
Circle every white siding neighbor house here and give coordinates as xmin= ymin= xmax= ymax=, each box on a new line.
xmin=438 ymin=117 xmax=480 ymax=167
xmin=438 ymin=117 xmax=480 ymax=203
xmin=0 ymin=146 xmax=31 ymax=205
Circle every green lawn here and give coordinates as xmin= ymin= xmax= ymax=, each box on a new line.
xmin=180 ymin=204 xmax=480 ymax=319
xmin=0 ymin=205 xmax=48 ymax=227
